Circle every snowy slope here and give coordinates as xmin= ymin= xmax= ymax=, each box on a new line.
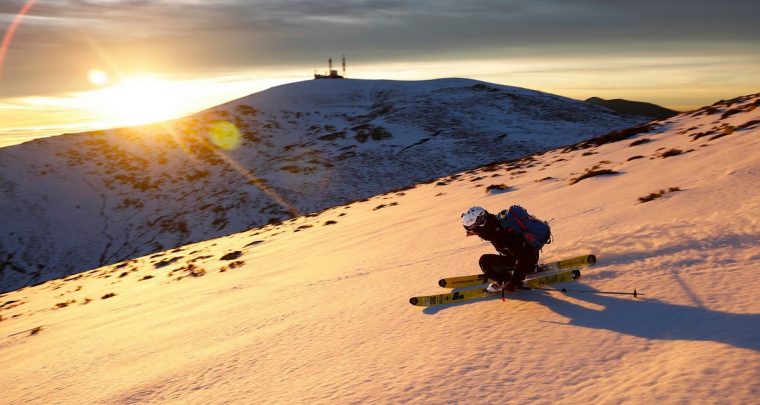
xmin=0 ymin=78 xmax=647 ymax=292
xmin=1 ymin=93 xmax=759 ymax=405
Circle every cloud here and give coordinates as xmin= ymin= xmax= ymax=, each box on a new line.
xmin=0 ymin=0 xmax=758 ymax=98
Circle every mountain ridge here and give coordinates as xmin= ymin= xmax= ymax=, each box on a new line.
xmin=585 ymin=96 xmax=679 ymax=119
xmin=0 ymin=78 xmax=649 ymax=292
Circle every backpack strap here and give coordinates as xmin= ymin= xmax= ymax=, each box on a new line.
xmin=508 ymin=206 xmax=528 ymax=231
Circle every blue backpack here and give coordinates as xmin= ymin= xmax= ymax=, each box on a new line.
xmin=497 ymin=205 xmax=552 ymax=250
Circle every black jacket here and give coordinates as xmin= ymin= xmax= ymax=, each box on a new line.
xmin=473 ymin=212 xmax=539 ymax=284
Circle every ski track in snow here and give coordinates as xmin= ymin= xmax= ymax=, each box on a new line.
xmin=0 ymin=91 xmax=759 ymax=404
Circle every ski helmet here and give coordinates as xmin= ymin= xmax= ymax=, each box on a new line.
xmin=461 ymin=206 xmax=487 ymax=230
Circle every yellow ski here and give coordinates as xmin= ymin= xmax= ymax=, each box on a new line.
xmin=437 ymin=254 xmax=595 ymax=288
xmin=411 ymin=269 xmax=582 ymax=307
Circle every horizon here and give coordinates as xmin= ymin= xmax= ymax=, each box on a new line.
xmin=1 ymin=0 xmax=758 ymax=148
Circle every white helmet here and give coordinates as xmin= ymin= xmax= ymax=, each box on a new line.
xmin=461 ymin=206 xmax=487 ymax=230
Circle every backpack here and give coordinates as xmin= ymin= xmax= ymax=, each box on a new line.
xmin=497 ymin=205 xmax=552 ymax=250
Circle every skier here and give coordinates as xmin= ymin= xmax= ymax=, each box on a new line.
xmin=461 ymin=206 xmax=541 ymax=293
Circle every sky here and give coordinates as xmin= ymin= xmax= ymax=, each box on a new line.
xmin=0 ymin=0 xmax=758 ymax=147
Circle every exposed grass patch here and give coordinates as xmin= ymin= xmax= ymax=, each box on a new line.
xmin=220 ymin=251 xmax=243 ymax=261
xmin=171 ymin=264 xmax=207 ymax=278
xmin=691 ymin=129 xmax=718 ymax=141
xmin=721 ymin=108 xmax=744 ymax=119
xmin=30 ymin=326 xmax=42 ymax=336
xmin=737 ymin=119 xmax=760 ymax=130
xmin=659 ymin=149 xmax=684 ymax=158
xmin=188 ymin=255 xmax=214 ymax=263
xmin=318 ymin=131 xmax=347 ymax=141
xmin=154 ymin=256 xmax=181 ymax=269
xmin=294 ymin=224 xmax=313 ymax=232
xmin=629 ymin=138 xmax=651 ymax=147
xmin=563 ymin=122 xmax=659 ymax=152
xmin=54 ymin=300 xmax=75 ymax=309
xmin=709 ymin=125 xmax=735 ymax=141
xmin=481 ymin=162 xmax=505 ymax=172
xmin=569 ymin=169 xmax=620 ymax=185
xmin=324 ymin=220 xmax=338 ymax=225
xmin=1 ymin=300 xmax=21 ymax=310
xmin=280 ymin=165 xmax=316 ymax=175
xmin=485 ymin=184 xmax=511 ymax=194
xmin=64 ymin=274 xmax=83 ymax=281
xmin=102 ymin=293 xmax=116 ymax=300
xmin=639 ymin=187 xmax=682 ymax=203
xmin=353 ymin=125 xmax=392 ymax=143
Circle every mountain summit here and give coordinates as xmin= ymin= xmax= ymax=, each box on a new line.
xmin=0 ymin=78 xmax=648 ymax=292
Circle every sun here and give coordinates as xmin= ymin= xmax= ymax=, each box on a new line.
xmin=87 ymin=73 xmax=197 ymax=127
xmin=87 ymin=69 xmax=109 ymax=86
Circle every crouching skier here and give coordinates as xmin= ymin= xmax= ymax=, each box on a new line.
xmin=460 ymin=206 xmax=551 ymax=297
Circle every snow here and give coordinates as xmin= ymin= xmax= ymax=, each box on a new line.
xmin=1 ymin=93 xmax=759 ymax=404
xmin=0 ymin=78 xmax=646 ymax=292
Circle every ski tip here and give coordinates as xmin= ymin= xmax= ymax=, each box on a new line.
xmin=588 ymin=254 xmax=597 ymax=265
xmin=409 ymin=297 xmax=419 ymax=306
xmin=438 ymin=279 xmax=447 ymax=288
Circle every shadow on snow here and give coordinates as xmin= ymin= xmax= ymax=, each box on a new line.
xmin=538 ymin=285 xmax=757 ymax=352
xmin=423 ymin=284 xmax=759 ymax=352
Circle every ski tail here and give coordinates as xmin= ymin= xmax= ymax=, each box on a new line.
xmin=536 ymin=254 xmax=596 ymax=273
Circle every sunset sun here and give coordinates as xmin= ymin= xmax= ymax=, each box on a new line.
xmin=88 ymin=73 xmax=197 ymax=126
xmin=86 ymin=69 xmax=109 ymax=86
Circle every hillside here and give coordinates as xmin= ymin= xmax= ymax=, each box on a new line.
xmin=0 ymin=78 xmax=647 ymax=292
xmin=585 ymin=96 xmax=679 ymax=119
xmin=1 ymin=93 xmax=758 ymax=404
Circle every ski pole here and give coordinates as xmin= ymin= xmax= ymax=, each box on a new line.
xmin=521 ymin=286 xmax=643 ymax=298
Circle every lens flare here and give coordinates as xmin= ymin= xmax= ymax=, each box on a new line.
xmin=0 ymin=0 xmax=37 ymax=79
xmin=208 ymin=120 xmax=242 ymax=150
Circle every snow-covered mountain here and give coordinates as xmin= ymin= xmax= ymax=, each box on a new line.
xmin=1 ymin=91 xmax=757 ymax=404
xmin=0 ymin=78 xmax=647 ymax=292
